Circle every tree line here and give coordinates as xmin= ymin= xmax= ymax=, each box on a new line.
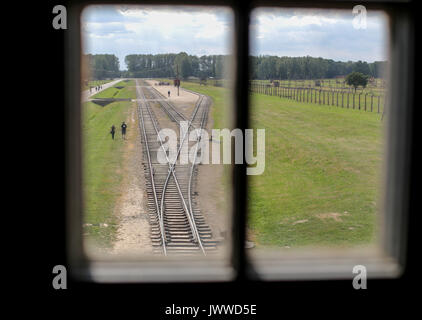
xmin=85 ymin=53 xmax=387 ymax=80
xmin=123 ymin=52 xmax=227 ymax=79
xmin=85 ymin=54 xmax=120 ymax=80
xmin=250 ymin=56 xmax=386 ymax=80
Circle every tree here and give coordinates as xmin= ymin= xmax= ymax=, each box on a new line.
xmin=180 ymin=58 xmax=192 ymax=79
xmin=85 ymin=54 xmax=120 ymax=80
xmin=345 ymin=72 xmax=369 ymax=92
xmin=122 ymin=53 xmax=387 ymax=81
xmin=353 ymin=60 xmax=371 ymax=76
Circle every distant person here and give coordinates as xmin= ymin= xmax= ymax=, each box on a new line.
xmin=89 ymin=87 xmax=92 ymax=93
xmin=168 ymin=90 xmax=170 ymax=98
xmin=121 ymin=121 xmax=127 ymax=140
xmin=110 ymin=125 xmax=116 ymax=140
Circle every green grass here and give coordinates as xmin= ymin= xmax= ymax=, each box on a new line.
xmin=170 ymin=80 xmax=384 ymax=248
xmin=82 ymin=95 xmax=133 ymax=248
xmin=91 ymin=87 xmax=120 ymax=98
xmin=250 ymin=85 xmax=386 ymax=113
xmin=117 ymin=79 xmax=135 ymax=86
xmin=83 ymin=79 xmax=113 ymax=91
xmin=250 ymin=78 xmax=386 ymax=93
xmin=91 ymin=81 xmax=136 ymax=99
xmin=248 ymin=93 xmax=383 ymax=248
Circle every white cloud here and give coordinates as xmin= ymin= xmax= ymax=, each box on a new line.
xmin=255 ymin=14 xmax=340 ymax=39
xmin=82 ymin=6 xmax=233 ymax=68
xmin=251 ymin=8 xmax=388 ymax=62
xmin=120 ymin=10 xmax=228 ymax=39
xmin=81 ymin=5 xmax=388 ymax=70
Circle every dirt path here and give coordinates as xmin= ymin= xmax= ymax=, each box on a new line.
xmin=110 ymin=102 xmax=153 ymax=257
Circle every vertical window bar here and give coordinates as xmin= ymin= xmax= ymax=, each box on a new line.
xmin=232 ymin=2 xmax=250 ymax=280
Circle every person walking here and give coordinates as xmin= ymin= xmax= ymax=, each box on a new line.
xmin=121 ymin=121 xmax=127 ymax=140
xmin=168 ymin=90 xmax=170 ymax=98
xmin=110 ymin=125 xmax=116 ymax=140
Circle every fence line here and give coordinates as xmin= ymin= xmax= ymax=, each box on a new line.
xmin=248 ymin=83 xmax=385 ymax=113
xmin=249 ymin=79 xmax=386 ymax=92
xmin=182 ymin=79 xmax=385 ymax=113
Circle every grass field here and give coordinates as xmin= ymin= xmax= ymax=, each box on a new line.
xmin=119 ymin=79 xmax=136 ymax=86
xmin=248 ymin=93 xmax=383 ymax=248
xmin=91 ymin=80 xmax=136 ymax=99
xmin=250 ymin=78 xmax=386 ymax=94
xmin=83 ymin=83 xmax=135 ymax=248
xmin=178 ymin=81 xmax=384 ymax=248
xmin=83 ymin=79 xmax=113 ymax=91
xmin=188 ymin=78 xmax=386 ymax=95
xmin=250 ymin=85 xmax=386 ymax=113
xmin=83 ymin=78 xmax=384 ymax=249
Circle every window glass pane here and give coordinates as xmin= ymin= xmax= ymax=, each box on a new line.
xmin=80 ymin=5 xmax=234 ymax=264
xmin=248 ymin=8 xmax=389 ymax=259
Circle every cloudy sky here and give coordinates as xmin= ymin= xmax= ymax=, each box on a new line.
xmin=81 ymin=6 xmax=388 ymax=70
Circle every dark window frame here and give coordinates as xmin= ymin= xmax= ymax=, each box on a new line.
xmin=65 ymin=0 xmax=415 ymax=283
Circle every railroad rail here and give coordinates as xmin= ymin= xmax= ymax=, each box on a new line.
xmin=136 ymin=79 xmax=217 ymax=255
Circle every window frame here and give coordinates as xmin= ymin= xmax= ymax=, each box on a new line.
xmin=65 ymin=0 xmax=414 ymax=282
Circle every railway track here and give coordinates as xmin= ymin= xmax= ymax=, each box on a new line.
xmin=136 ymin=79 xmax=218 ymax=255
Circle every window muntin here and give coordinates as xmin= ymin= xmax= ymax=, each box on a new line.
xmin=66 ymin=2 xmax=410 ymax=282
